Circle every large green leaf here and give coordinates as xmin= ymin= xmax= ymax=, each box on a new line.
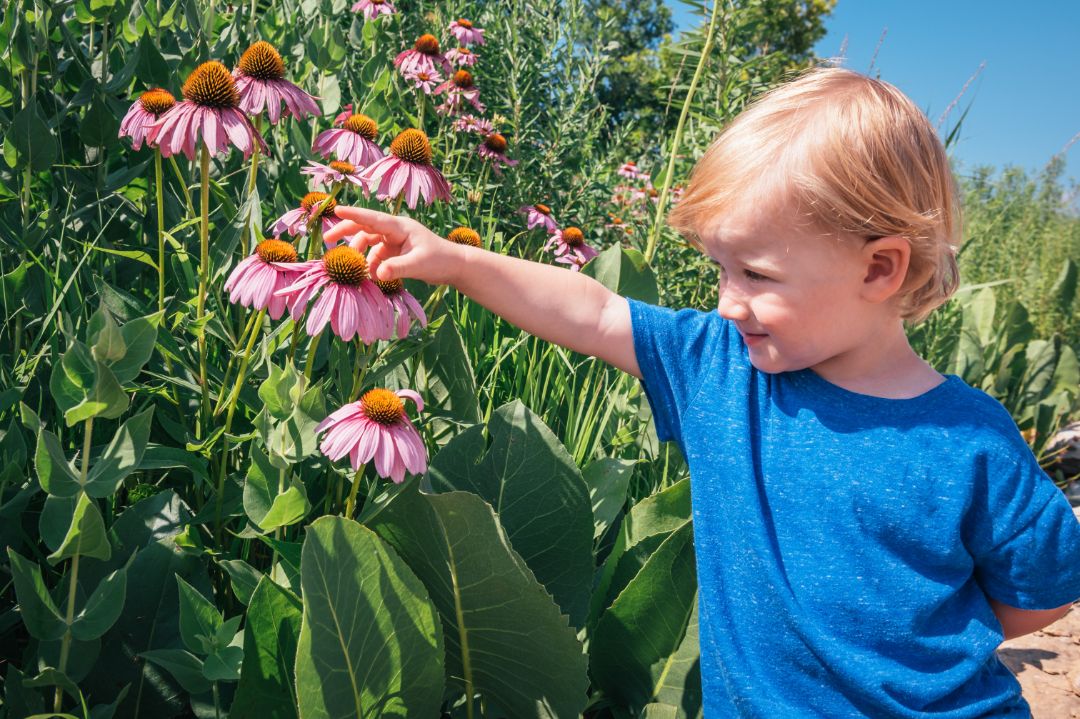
xmin=590 ymin=522 xmax=699 ymax=714
xmin=295 ymin=516 xmax=444 ymax=719
xmin=72 ymin=562 xmax=129 ymax=641
xmin=231 ymin=578 xmax=302 ymax=719
xmin=243 ymin=446 xmax=310 ymax=532
xmin=176 ymin=575 xmax=223 ymax=655
xmin=36 ymin=428 xmax=82 ymax=498
xmin=581 ymin=245 xmax=660 ymax=304
xmin=6 ymin=548 xmax=67 ymax=640
xmin=588 ymin=479 xmax=693 ymax=629
xmin=369 ymin=486 xmax=590 ymax=718
xmin=420 ymin=316 xmax=481 ymax=445
xmin=85 ymin=407 xmax=154 ymax=498
xmin=47 ymin=492 xmax=112 ymax=566
xmin=427 ymin=400 xmax=594 ymax=628
xmin=583 ymin=457 xmax=635 ymax=541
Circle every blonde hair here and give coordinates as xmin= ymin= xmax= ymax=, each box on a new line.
xmin=667 ymin=66 xmax=962 ymax=325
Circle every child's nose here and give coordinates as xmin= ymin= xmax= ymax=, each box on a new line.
xmin=717 ymin=291 xmax=750 ymax=322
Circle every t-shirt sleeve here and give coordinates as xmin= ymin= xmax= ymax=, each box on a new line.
xmin=625 ymin=296 xmax=736 ymax=444
xmin=963 ymin=443 xmax=1080 ymax=610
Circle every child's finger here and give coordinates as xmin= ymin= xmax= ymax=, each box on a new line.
xmin=347 ymin=230 xmax=386 ymax=253
xmin=332 ymin=206 xmax=409 ymax=240
xmin=322 ymin=219 xmax=364 ymax=245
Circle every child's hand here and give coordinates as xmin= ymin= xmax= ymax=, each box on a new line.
xmin=323 ymin=206 xmax=464 ymax=286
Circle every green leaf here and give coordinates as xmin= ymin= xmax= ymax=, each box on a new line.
xmin=89 ymin=305 xmax=127 ymax=363
xmin=427 ymin=400 xmax=594 ymax=628
xmin=583 ymin=458 xmax=635 ymax=541
xmin=47 ymin=493 xmax=112 ymax=565
xmin=219 ymin=559 xmax=262 ymax=606
xmin=243 ymin=446 xmax=310 ymax=531
xmin=63 ymin=361 xmax=130 ymax=426
xmin=1050 ymin=258 xmax=1078 ymax=315
xmin=296 ymin=515 xmax=444 ymax=718
xmin=36 ymin=428 xmax=82 ymax=497
xmin=590 ymin=523 xmax=699 ymax=713
xmin=72 ymin=563 xmax=129 ymax=641
xmin=257 ymin=382 xmax=326 ymax=465
xmin=5 ymin=99 xmax=57 ymax=172
xmin=23 ymin=668 xmax=82 ymax=704
xmin=40 ymin=495 xmax=78 ymax=551
xmin=140 ymin=649 xmax=211 ymax=694
xmin=6 ymin=548 xmax=67 ymax=640
xmin=203 ymin=645 xmax=243 ymax=682
xmin=257 ymin=361 xmax=303 ymax=421
xmin=85 ymin=407 xmax=154 ymax=497
xmin=176 ymin=575 xmax=222 ymax=655
xmin=111 ymin=311 xmax=162 ymax=384
xmin=420 ymin=317 xmax=480 ymax=443
xmin=581 ymin=246 xmax=660 ymax=304
xmin=258 ymin=483 xmax=310 ymax=532
xmin=135 ymin=30 xmax=172 ymax=86
xmin=370 ymin=487 xmax=590 ymax=718
xmin=231 ymin=578 xmax=302 ymax=719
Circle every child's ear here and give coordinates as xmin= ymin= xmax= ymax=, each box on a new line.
xmin=859 ymin=236 xmax=911 ymax=304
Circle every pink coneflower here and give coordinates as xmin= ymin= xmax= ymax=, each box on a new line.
xmin=617 ymin=161 xmax=647 ymax=180
xmin=545 ymin=227 xmax=599 ymax=271
xmin=276 ymin=245 xmax=392 ymax=343
xmin=451 ymin=114 xmax=494 ymax=135
xmin=519 ymin=203 xmax=558 ymax=232
xmin=312 ymin=113 xmax=385 ymax=168
xmin=476 ymin=133 xmax=518 ymax=175
xmin=404 ymin=68 xmax=443 ymax=95
xmin=435 ymin=70 xmax=484 ymax=115
xmin=119 ymin=88 xmax=177 ymax=150
xmin=232 ymin=41 xmax=320 ymax=124
xmin=445 ymin=46 xmax=478 ymax=67
xmin=223 ymin=239 xmax=303 ymax=320
xmin=446 ymin=226 xmax=482 ymax=248
xmin=605 ymin=214 xmax=632 ymax=235
xmin=394 ymin=34 xmax=451 ymax=78
xmin=316 ymin=388 xmax=427 ymax=483
xmin=147 ymin=61 xmax=268 ymax=160
xmin=373 ymin=279 xmax=427 ymax=340
xmin=351 ymin=0 xmax=396 ymax=20
xmin=271 ymin=192 xmax=344 ymax=238
xmin=357 ymin=129 xmax=452 ymax=209
xmin=449 ymin=19 xmax=485 ymax=46
xmin=302 ymin=160 xmax=365 ymax=189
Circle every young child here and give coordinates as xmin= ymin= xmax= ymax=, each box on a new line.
xmin=322 ymin=67 xmax=1080 ymax=718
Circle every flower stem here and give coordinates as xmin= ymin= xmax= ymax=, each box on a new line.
xmin=303 ymin=331 xmax=322 ymax=383
xmin=155 ymin=149 xmax=166 ymax=314
xmin=168 ymin=154 xmax=195 ymax=216
xmin=643 ymin=0 xmax=721 ymax=264
xmin=214 ymin=309 xmax=260 ymax=417
xmin=343 ymin=465 xmax=365 ymax=517
xmin=197 ymin=142 xmax=212 ymax=434
xmin=215 ymin=308 xmax=266 ymax=542
xmin=244 ymin=116 xmax=263 ymax=259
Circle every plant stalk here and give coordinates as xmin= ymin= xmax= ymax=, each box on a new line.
xmin=197 ymin=143 xmax=211 ymax=433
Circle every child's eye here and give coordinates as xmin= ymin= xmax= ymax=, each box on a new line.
xmin=711 ymin=259 xmax=768 ymax=282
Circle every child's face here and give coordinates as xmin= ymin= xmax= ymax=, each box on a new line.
xmin=696 ymin=200 xmax=877 ymax=375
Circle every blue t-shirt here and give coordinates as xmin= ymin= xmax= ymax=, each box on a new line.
xmin=626 ymin=297 xmax=1080 ymax=719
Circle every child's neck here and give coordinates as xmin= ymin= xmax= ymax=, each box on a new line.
xmin=809 ymin=320 xmax=943 ymax=400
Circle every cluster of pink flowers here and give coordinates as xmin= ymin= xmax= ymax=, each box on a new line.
xmin=517 ymin=203 xmax=599 ymax=272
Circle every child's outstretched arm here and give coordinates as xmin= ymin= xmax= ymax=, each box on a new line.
xmin=323 ymin=207 xmax=641 ymax=379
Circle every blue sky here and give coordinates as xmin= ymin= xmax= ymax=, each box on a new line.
xmin=666 ymin=1 xmax=1080 ymax=192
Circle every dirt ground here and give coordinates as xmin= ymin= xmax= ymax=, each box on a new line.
xmin=995 ymin=484 xmax=1080 ymax=718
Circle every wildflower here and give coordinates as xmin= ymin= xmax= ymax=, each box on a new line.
xmin=223 ymin=239 xmax=303 ymax=320
xmin=446 ymin=226 xmax=482 ymax=248
xmin=545 ymin=226 xmax=599 ymax=271
xmin=435 ymin=70 xmax=484 ymax=115
xmin=312 ymin=113 xmax=385 ymax=169
xmin=302 ymin=160 xmax=365 ymax=189
xmin=671 ymin=185 xmax=685 ymax=204
xmin=451 ymin=114 xmax=493 ymax=135
xmin=605 ymin=214 xmax=632 ymax=235
xmin=476 ymin=133 xmax=518 ymax=175
xmin=617 ymin=160 xmax=648 ymax=181
xmin=518 ymin=203 xmax=558 ymax=232
xmin=445 ymin=46 xmax=478 ymax=67
xmin=276 ymin=245 xmax=392 ymax=342
xmin=232 ymin=41 xmax=320 ymax=124
xmin=351 ymin=0 xmax=396 ymax=20
xmin=357 ymin=128 xmax=452 ymax=209
xmin=373 ymin=278 xmax=427 ymax=339
xmin=316 ymin=388 xmax=427 ymax=483
xmin=271 ymin=192 xmax=344 ymax=238
xmin=394 ymin=34 xmax=451 ymax=78
xmin=333 ymin=103 xmax=354 ymax=126
xmin=404 ymin=68 xmax=443 ymax=95
xmin=119 ymin=88 xmax=176 ymax=150
xmin=147 ymin=61 xmax=268 ymax=160
xmin=449 ymin=19 xmax=485 ymax=46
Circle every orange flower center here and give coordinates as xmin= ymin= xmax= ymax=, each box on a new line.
xmin=182 ymin=61 xmax=239 ymax=108
xmin=329 ymin=160 xmax=356 ymax=174
xmin=300 ymin=191 xmax=337 ymax=218
xmin=139 ymin=88 xmax=176 ymax=116
xmin=255 ymin=239 xmax=299 ymax=263
xmin=361 ymin=388 xmax=405 ymax=425
xmin=323 ymin=246 xmax=369 ymax=286
xmin=447 ymin=227 xmax=481 ymax=247
xmin=415 ymin=71 xmax=433 ymax=82
xmin=452 ymin=70 xmax=474 ymax=88
xmin=375 ymin=278 xmax=404 ymax=295
xmin=456 ymin=18 xmax=473 ymax=28
xmin=343 ymin=113 xmax=378 ymax=140
xmin=648 ymin=188 xmax=658 ymax=198
xmin=609 ymin=215 xmax=623 ymax=225
xmin=483 ymin=133 xmax=507 ymax=154
xmin=534 ymin=203 xmax=551 ymax=215
xmin=414 ymin=34 xmax=440 ymax=55
xmin=562 ymin=227 xmax=585 ymax=247
xmin=238 ymin=41 xmax=285 ymax=81
xmin=389 ymin=128 xmax=433 ymax=165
